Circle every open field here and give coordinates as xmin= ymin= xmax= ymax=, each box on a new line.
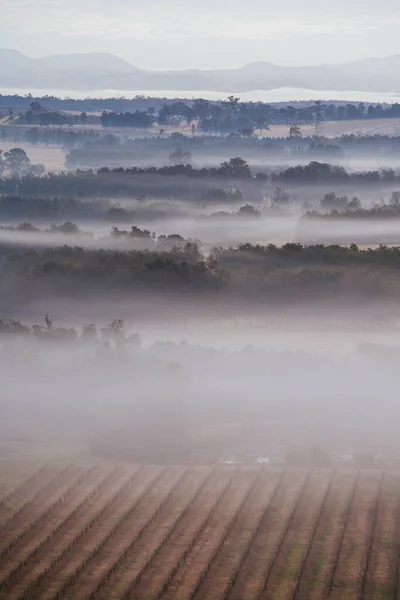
xmin=265 ymin=117 xmax=400 ymax=138
xmin=0 ymin=464 xmax=398 ymax=599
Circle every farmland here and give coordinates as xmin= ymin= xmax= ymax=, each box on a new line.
xmin=0 ymin=464 xmax=398 ymax=599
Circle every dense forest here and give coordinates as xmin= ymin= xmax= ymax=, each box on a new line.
xmin=1 ymin=242 xmax=400 ymax=316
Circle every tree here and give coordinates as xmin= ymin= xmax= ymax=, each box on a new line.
xmin=192 ymin=98 xmax=211 ymax=120
xmin=313 ymin=101 xmax=326 ymax=136
xmin=28 ymin=163 xmax=45 ymax=176
xmin=169 ymin=148 xmax=192 ymax=164
xmin=101 ymin=319 xmax=126 ymax=344
xmin=390 ymin=191 xmax=400 ymax=205
xmin=170 ymin=132 xmax=184 ymax=140
xmin=357 ymin=103 xmax=366 ymax=118
xmin=45 ymin=314 xmax=53 ymax=331
xmin=348 ymin=196 xmax=361 ymax=210
xmin=320 ymin=191 xmax=349 ymax=210
xmin=238 ymin=204 xmax=261 ymax=217
xmin=222 ymin=95 xmax=240 ymax=114
xmin=272 ymin=187 xmax=290 ymax=206
xmin=182 ymin=241 xmax=201 ymax=261
xmin=50 ymin=221 xmax=80 ymax=234
xmin=157 ymin=104 xmax=172 ymax=128
xmin=99 ymin=110 xmax=153 ymax=129
xmin=238 ymin=123 xmax=255 ymax=137
xmin=345 ymin=103 xmax=360 ymax=120
xmin=254 ymin=116 xmax=269 ymax=135
xmin=25 ymin=110 xmax=34 ymax=125
xmin=219 ymin=157 xmax=251 ymax=179
xmin=0 ymin=151 xmax=4 ymax=177
xmin=101 ymin=110 xmax=110 ymax=127
xmin=39 ymin=112 xmax=71 ymax=127
xmin=289 ymin=125 xmax=302 ymax=138
xmin=4 ymin=147 xmax=30 ymax=177
xmin=205 ymin=254 xmax=218 ymax=271
xmin=30 ymin=102 xmax=43 ymax=112
xmin=80 ymin=112 xmax=88 ymax=124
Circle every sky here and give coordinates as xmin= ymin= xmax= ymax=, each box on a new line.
xmin=1 ymin=0 xmax=400 ymax=69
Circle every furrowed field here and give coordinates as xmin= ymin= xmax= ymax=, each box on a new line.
xmin=0 ymin=464 xmax=398 ymax=600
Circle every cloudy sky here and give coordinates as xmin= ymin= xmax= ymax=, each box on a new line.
xmin=1 ymin=0 xmax=400 ymax=69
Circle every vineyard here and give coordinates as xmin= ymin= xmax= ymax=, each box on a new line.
xmin=0 ymin=464 xmax=398 ymax=599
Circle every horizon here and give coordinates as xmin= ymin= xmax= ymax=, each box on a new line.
xmin=1 ymin=87 xmax=400 ymax=105
xmin=3 ymin=47 xmax=400 ymax=72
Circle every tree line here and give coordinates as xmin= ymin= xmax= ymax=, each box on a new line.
xmin=3 ymin=243 xmax=400 ymax=307
xmin=3 ymin=94 xmax=400 ymax=131
xmin=2 ymin=157 xmax=399 ymax=193
xmin=0 ymin=315 xmax=140 ymax=345
xmin=0 ymin=220 xmax=202 ymax=253
xmin=99 ymin=99 xmax=400 ymax=134
xmin=304 ymin=191 xmax=400 ymax=218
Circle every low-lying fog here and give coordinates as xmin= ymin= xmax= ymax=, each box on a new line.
xmin=2 ymin=315 xmax=400 ymax=467
xmin=2 ymin=152 xmax=400 ymax=469
xmin=1 ymin=216 xmax=400 ymax=249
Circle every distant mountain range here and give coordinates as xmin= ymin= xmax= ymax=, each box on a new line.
xmin=2 ymin=50 xmax=400 ymax=94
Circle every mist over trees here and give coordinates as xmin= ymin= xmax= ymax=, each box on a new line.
xmin=3 ymin=91 xmax=400 ymax=486
xmin=0 ymin=147 xmax=44 ymax=178
xmin=2 ymin=242 xmax=400 ymax=319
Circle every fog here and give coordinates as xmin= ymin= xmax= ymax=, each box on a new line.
xmin=1 ymin=212 xmax=400 ymax=250
xmin=1 ymin=199 xmax=399 ymax=468
xmin=63 ymin=146 xmax=400 ymax=173
xmin=2 ymin=320 xmax=400 ymax=467
xmin=3 ymin=108 xmax=400 ymax=472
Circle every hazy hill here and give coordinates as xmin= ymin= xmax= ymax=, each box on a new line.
xmin=2 ymin=50 xmax=400 ymax=93
xmin=33 ymin=52 xmax=137 ymax=73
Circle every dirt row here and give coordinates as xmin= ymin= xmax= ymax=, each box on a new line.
xmin=0 ymin=465 xmax=398 ymax=600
